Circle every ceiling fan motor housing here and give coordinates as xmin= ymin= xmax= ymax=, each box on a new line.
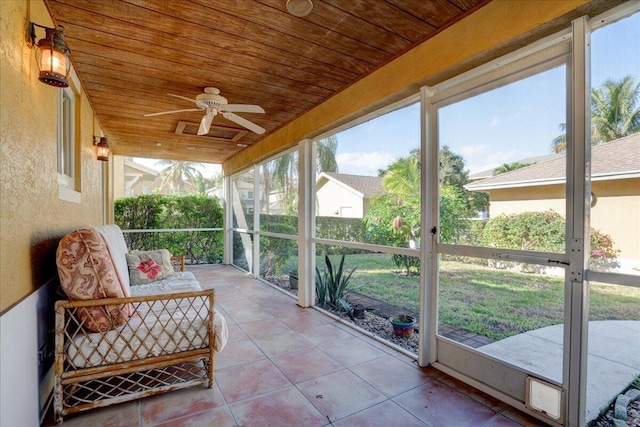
xmin=196 ymin=92 xmax=228 ymax=110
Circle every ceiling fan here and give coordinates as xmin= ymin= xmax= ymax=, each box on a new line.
xmin=144 ymin=87 xmax=265 ymax=135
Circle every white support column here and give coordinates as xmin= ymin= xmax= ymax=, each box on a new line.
xmin=420 ymin=86 xmax=438 ymax=367
xmin=223 ymin=175 xmax=232 ymax=265
xmin=297 ymin=139 xmax=315 ymax=308
xmin=564 ymin=16 xmax=591 ymax=427
xmin=253 ymin=167 xmax=260 ymax=278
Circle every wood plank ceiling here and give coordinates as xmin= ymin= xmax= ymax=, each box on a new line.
xmin=45 ymin=0 xmax=488 ymax=164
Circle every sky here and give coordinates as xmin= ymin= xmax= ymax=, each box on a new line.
xmin=135 ymin=10 xmax=639 ymax=178
xmin=333 ymin=10 xmax=640 ymax=176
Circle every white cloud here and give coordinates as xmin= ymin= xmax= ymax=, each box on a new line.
xmin=460 ymin=144 xmax=487 ymax=158
xmin=490 ymin=116 xmax=502 ymax=127
xmin=336 ymin=151 xmax=396 ymax=176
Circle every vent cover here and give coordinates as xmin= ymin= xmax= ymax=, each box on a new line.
xmin=175 ymin=121 xmax=248 ymax=142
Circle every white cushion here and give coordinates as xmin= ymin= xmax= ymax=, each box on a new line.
xmin=92 ymin=225 xmax=131 ymax=295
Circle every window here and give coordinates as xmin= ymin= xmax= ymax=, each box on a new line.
xmin=58 ymin=87 xmax=74 ymax=188
xmin=57 ymin=83 xmax=81 ymax=203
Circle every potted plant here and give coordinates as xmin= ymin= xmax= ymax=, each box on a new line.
xmin=390 ymin=315 xmax=417 ymax=336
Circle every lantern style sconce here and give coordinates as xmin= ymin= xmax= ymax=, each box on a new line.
xmin=28 ymin=22 xmax=71 ymax=88
xmin=93 ymin=136 xmax=110 ymax=161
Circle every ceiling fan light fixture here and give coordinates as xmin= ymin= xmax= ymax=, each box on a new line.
xmin=286 ymin=0 xmax=313 ymax=17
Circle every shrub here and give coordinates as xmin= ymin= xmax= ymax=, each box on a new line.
xmin=481 ymin=211 xmax=620 ymax=270
xmin=481 ymin=211 xmax=565 ymax=253
xmin=259 ymin=223 xmax=297 ymax=277
xmin=114 ymin=194 xmax=224 ymax=264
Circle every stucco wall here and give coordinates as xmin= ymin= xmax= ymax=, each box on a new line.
xmin=487 ymin=180 xmax=640 ymax=266
xmin=0 ymin=0 xmax=104 ymax=313
xmin=316 ymin=181 xmax=364 ymax=218
xmin=1 ymin=1 xmax=106 ymax=422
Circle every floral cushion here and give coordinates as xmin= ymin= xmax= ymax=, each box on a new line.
xmin=130 ymin=249 xmax=175 ymax=277
xmin=56 ymin=228 xmax=130 ymax=332
xmin=126 ymin=251 xmax=167 ymax=285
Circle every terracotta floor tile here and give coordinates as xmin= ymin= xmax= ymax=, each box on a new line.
xmin=251 ymin=331 xmax=315 ymax=357
xmin=224 ymin=324 xmax=248 ymax=343
xmin=141 ymin=385 xmax=225 ymax=425
xmin=238 ymin=317 xmax=291 ymax=338
xmin=301 ymin=323 xmax=355 ymax=346
xmin=229 ymin=386 xmax=327 ymax=427
xmin=212 ymin=287 xmax=247 ymax=302
xmin=349 ymin=355 xmax=434 ymax=397
xmin=435 ymin=372 xmax=509 ymax=412
xmin=226 ymin=306 xmax=274 ymax=324
xmin=261 ymin=303 xmax=308 ymax=318
xmin=219 ymin=298 xmax=260 ymax=311
xmin=331 ymin=400 xmax=427 ymax=427
xmin=297 ymin=370 xmax=387 ymax=421
xmin=481 ymin=414 xmax=528 ymax=427
xmin=271 ymin=348 xmax=344 ymax=383
xmin=278 ymin=310 xmax=331 ymax=330
xmin=319 ymin=337 xmax=386 ymax=366
xmin=253 ymin=294 xmax=294 ymax=307
xmin=393 ymin=380 xmax=496 ymax=427
xmin=500 ymin=407 xmax=550 ymax=426
xmin=214 ymin=339 xmax=266 ymax=370
xmin=215 ymin=359 xmax=291 ymax=403
xmin=150 ymin=406 xmax=235 ymax=427
xmin=51 ymin=400 xmax=139 ymax=427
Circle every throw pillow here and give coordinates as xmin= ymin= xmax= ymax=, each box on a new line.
xmin=56 ymin=228 xmax=130 ymax=332
xmin=126 ymin=252 xmax=167 ymax=285
xmin=130 ymin=249 xmax=175 ymax=277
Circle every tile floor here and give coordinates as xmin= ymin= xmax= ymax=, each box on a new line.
xmin=46 ymin=265 xmax=549 ymax=427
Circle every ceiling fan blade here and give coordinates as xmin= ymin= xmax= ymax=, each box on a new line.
xmin=144 ymin=108 xmax=201 ymax=117
xmin=222 ymin=112 xmax=265 ymax=134
xmin=221 ymin=104 xmax=265 ymax=114
xmin=198 ymin=113 xmax=214 ymax=136
xmin=168 ymin=93 xmax=199 ymax=104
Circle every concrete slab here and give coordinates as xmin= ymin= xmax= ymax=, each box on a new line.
xmin=478 ymin=321 xmax=640 ymax=423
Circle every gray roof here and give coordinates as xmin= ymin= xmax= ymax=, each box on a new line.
xmin=466 ymin=133 xmax=640 ymax=191
xmin=319 ymin=172 xmax=384 ymax=197
xmin=468 ymin=154 xmax=562 ymax=181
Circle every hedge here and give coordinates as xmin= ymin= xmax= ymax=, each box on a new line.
xmin=114 ymin=194 xmax=224 ymax=264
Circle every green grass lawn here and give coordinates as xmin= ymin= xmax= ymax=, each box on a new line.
xmin=324 ymin=253 xmax=640 ymax=340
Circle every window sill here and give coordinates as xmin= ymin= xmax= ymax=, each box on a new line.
xmin=58 ymin=185 xmax=81 ymax=204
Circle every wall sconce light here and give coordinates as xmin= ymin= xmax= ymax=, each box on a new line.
xmin=93 ymin=136 xmax=110 ymax=161
xmin=28 ymin=22 xmax=71 ymax=88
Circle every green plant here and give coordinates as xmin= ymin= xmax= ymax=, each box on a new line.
xmin=114 ymin=194 xmax=224 ymax=264
xmin=391 ymin=315 xmax=416 ymax=324
xmin=259 ymin=223 xmax=296 ymax=277
xmin=315 ymin=254 xmax=357 ymax=320
xmin=481 ymin=211 xmax=620 ymax=271
xmin=285 ymin=258 xmax=298 ymax=276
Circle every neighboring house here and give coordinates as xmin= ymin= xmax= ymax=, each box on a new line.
xmin=466 ymin=134 xmax=640 ymax=272
xmin=113 ymin=157 xmax=199 ymax=198
xmin=113 ymin=157 xmax=161 ymax=199
xmin=316 ymin=172 xmax=384 ymax=218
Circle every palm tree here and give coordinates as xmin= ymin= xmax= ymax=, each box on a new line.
xmin=316 ymin=135 xmax=339 ymax=173
xmin=493 ymin=161 xmax=534 ymax=175
xmin=156 ymin=160 xmax=203 ymax=193
xmin=193 ymin=174 xmax=221 ymax=194
xmin=591 ymin=75 xmax=640 ymax=144
xmin=551 ymin=123 xmax=567 ymax=154
xmin=382 ymin=154 xmax=420 ymax=198
xmin=552 ymin=76 xmax=640 ymax=153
